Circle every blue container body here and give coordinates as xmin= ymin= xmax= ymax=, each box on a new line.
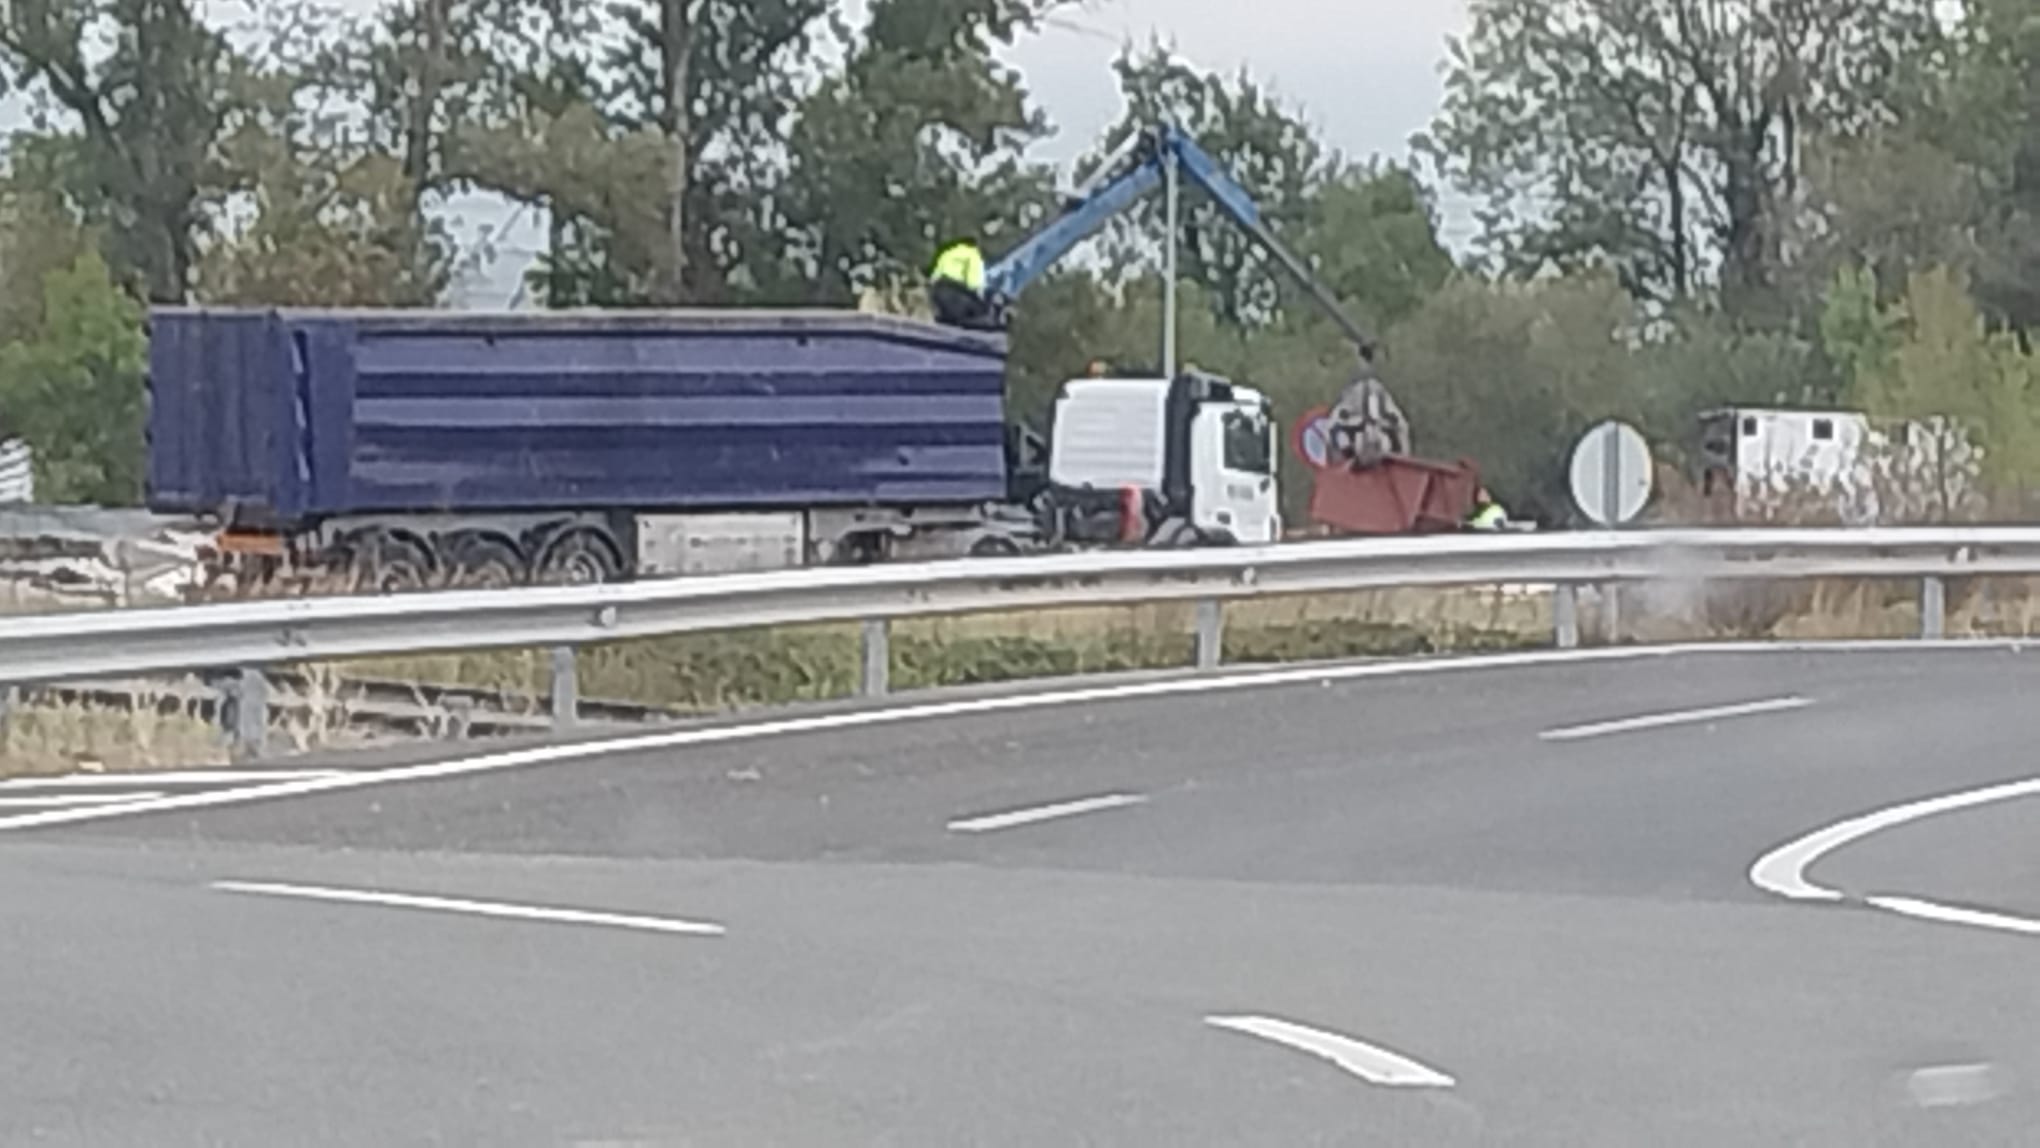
xmin=146 ymin=309 xmax=1012 ymax=525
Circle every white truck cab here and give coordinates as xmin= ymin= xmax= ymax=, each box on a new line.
xmin=1047 ymin=373 xmax=1280 ymax=545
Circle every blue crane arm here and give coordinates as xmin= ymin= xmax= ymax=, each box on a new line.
xmin=982 ymin=124 xmax=1377 ymax=358
xmin=982 ymin=158 xmax=1162 ymax=301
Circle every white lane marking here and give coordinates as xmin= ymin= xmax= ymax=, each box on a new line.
xmin=212 ymin=880 xmax=726 ymax=937
xmin=1750 ymin=776 xmax=2040 ymax=902
xmin=1905 ymin=1062 xmax=2007 ymax=1108
xmin=1540 ymin=695 xmax=1813 ymax=742
xmin=0 ymin=769 xmax=341 ymax=790
xmin=947 ymin=793 xmax=1147 ymax=833
xmin=1868 ymin=895 xmax=2040 ymax=938
xmin=0 ymin=639 xmax=2017 ymax=834
xmin=1205 ymin=1014 xmax=1455 ymax=1089
xmin=0 ymin=792 xmax=167 ymax=809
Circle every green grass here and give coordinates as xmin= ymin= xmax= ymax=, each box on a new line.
xmin=345 ymin=588 xmax=1552 ymax=712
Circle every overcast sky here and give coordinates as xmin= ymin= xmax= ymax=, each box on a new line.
xmin=1013 ymin=0 xmax=1469 ymax=166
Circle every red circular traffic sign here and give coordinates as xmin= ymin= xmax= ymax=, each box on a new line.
xmin=1292 ymin=405 xmax=1335 ymax=471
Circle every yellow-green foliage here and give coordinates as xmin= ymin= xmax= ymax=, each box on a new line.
xmin=1830 ymin=267 xmax=2040 ymax=491
xmin=1 ymin=696 xmax=222 ymax=777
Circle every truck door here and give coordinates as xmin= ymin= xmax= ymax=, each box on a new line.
xmin=1189 ymin=401 xmax=1280 ymax=544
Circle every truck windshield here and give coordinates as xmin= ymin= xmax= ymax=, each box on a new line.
xmin=1222 ymin=409 xmax=1273 ymax=475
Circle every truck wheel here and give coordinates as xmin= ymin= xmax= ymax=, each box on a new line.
xmin=443 ymin=533 xmax=527 ymax=589
xmin=1149 ymin=519 xmax=1199 ymax=548
xmin=536 ymin=529 xmax=624 ymax=585
xmin=969 ymin=536 xmax=1021 ymax=558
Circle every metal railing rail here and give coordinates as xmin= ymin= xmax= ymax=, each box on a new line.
xmin=3 ymin=526 xmax=2034 ymax=755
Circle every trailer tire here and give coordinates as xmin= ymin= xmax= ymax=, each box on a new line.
xmin=536 ymin=528 xmax=625 ymax=585
xmin=442 ymin=532 xmax=527 ymax=589
xmin=344 ymin=529 xmax=437 ymax=594
xmin=1150 ymin=518 xmax=1200 ymax=549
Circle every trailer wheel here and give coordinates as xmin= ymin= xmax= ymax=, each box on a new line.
xmin=536 ymin=529 xmax=625 ymax=585
xmin=344 ymin=530 xmax=437 ymax=594
xmin=443 ymin=533 xmax=527 ymax=589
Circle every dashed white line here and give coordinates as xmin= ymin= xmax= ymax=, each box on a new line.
xmin=0 ymin=769 xmax=341 ymax=790
xmin=1905 ymin=1062 xmax=2007 ymax=1108
xmin=1205 ymin=1014 xmax=1455 ymax=1088
xmin=947 ymin=793 xmax=1148 ymax=834
xmin=211 ymin=880 xmax=727 ymax=937
xmin=0 ymin=792 xmax=167 ymax=809
xmin=1541 ymin=696 xmax=1813 ymax=742
xmin=1751 ymin=776 xmax=2040 ymax=902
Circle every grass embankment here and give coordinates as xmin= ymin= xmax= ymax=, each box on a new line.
xmin=350 ymin=589 xmax=1551 ymax=712
xmin=1 ymin=689 xmax=222 ymax=777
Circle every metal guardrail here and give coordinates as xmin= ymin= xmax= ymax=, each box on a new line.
xmin=2 ymin=527 xmax=2032 ymax=756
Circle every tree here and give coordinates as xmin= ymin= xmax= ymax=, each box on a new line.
xmin=1830 ymin=268 xmax=2040 ymax=495
xmin=1284 ymin=165 xmax=1456 ymax=337
xmin=1424 ymin=0 xmax=1942 ymax=313
xmin=443 ymin=0 xmax=830 ymax=306
xmin=195 ymin=0 xmax=455 ymax=306
xmin=0 ymin=252 xmax=146 ymax=503
xmin=1384 ymin=274 xmax=1644 ymax=520
xmin=0 ymin=0 xmax=238 ymax=302
xmin=1973 ymin=5 xmax=2040 ymax=328
xmin=1085 ymin=46 xmax=1335 ymax=328
xmin=774 ymin=0 xmax=1058 ymax=304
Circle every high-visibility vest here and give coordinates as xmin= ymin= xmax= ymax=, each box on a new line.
xmin=931 ymin=243 xmax=986 ymax=292
xmin=1469 ymin=503 xmax=1508 ymax=531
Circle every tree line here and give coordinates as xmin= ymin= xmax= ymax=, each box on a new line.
xmin=0 ymin=0 xmax=2034 ymax=524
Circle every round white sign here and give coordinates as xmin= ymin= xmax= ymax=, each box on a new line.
xmin=1569 ymin=420 xmax=1653 ymax=526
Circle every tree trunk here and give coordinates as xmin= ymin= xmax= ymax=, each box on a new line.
xmin=1665 ymin=154 xmax=1688 ymax=298
xmin=658 ymin=0 xmax=694 ymax=306
xmin=403 ymin=0 xmax=449 ymax=193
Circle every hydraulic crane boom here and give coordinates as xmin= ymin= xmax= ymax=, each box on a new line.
xmin=983 ymin=123 xmax=1377 ymax=358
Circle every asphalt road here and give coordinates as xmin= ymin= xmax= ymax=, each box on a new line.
xmin=8 ymin=645 xmax=2040 ymax=1145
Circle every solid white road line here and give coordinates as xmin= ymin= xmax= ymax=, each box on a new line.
xmin=0 ymin=639 xmax=2010 ymax=834
xmin=1205 ymin=1014 xmax=1455 ymax=1089
xmin=1868 ymin=895 xmax=2040 ymax=938
xmin=947 ymin=793 xmax=1147 ymax=833
xmin=1540 ymin=695 xmax=1813 ymax=742
xmin=0 ymin=792 xmax=167 ymax=809
xmin=212 ymin=880 xmax=726 ymax=937
xmin=1750 ymin=775 xmax=2040 ymax=902
xmin=0 ymin=769 xmax=341 ymax=790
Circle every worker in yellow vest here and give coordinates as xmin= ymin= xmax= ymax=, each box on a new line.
xmin=1468 ymin=486 xmax=1510 ymax=531
xmin=928 ymin=236 xmax=996 ymax=330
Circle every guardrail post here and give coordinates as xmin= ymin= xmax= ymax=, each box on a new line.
xmin=549 ymin=646 xmax=580 ymax=731
xmin=228 ymin=667 xmax=268 ymax=761
xmin=444 ymin=696 xmax=476 ymax=741
xmin=1553 ymin=584 xmax=1579 ymax=649
xmin=860 ymin=619 xmax=891 ymax=698
xmin=1195 ymin=599 xmax=1225 ymax=671
xmin=1921 ymin=576 xmax=1947 ymax=640
xmin=0 ymin=685 xmax=15 ymax=743
xmin=1602 ymin=584 xmax=1621 ymax=645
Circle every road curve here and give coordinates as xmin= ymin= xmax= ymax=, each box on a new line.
xmin=7 ymin=645 xmax=2040 ymax=1145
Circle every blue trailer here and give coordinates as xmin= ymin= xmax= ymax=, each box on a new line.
xmin=144 ymin=123 xmax=1371 ymax=592
xmin=148 ymin=308 xmax=1023 ymax=587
